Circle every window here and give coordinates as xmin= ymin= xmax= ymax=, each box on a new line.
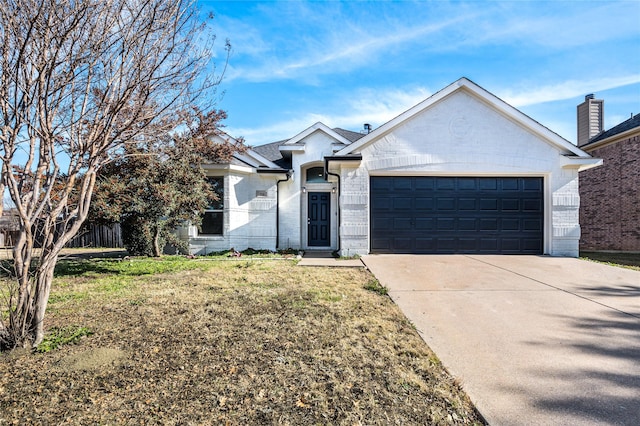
xmin=306 ymin=166 xmax=326 ymax=183
xmin=200 ymin=177 xmax=224 ymax=235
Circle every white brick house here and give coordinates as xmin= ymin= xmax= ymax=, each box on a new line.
xmin=178 ymin=78 xmax=601 ymax=257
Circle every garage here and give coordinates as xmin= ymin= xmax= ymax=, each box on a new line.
xmin=370 ymin=176 xmax=544 ymax=254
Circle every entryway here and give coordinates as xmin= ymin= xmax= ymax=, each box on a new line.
xmin=307 ymin=192 xmax=330 ymax=247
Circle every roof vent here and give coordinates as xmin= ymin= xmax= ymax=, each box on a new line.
xmin=585 ymin=94 xmax=595 ymax=100
xmin=363 ymin=123 xmax=371 ymax=134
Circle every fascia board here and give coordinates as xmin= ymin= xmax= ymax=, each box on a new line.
xmin=211 ymin=131 xmax=240 ymax=145
xmin=284 ymin=122 xmax=352 ymax=146
xmin=582 ymin=128 xmax=640 ymax=152
xmin=562 ymin=156 xmax=603 ymax=172
xmin=336 ymin=80 xmax=464 ymax=155
xmin=460 ymin=80 xmax=590 ymax=158
xmin=202 ymin=163 xmax=255 ymax=174
xmin=234 ymin=149 xmax=282 ymax=169
xmin=279 ymin=144 xmax=305 ymax=153
xmin=337 ymin=77 xmax=592 ymax=159
xmin=210 ymin=131 xmax=282 ymax=169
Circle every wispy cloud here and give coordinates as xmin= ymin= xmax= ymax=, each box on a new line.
xmin=229 ymin=76 xmax=639 ymax=146
xmin=499 ymin=75 xmax=640 ymax=107
xmin=215 ymin=3 xmax=478 ymax=83
xmin=431 ymin=1 xmax=640 ymax=51
xmin=203 ymin=0 xmax=640 ymax=147
xmin=228 ymin=86 xmax=432 ymax=145
xmin=213 ymin=1 xmax=640 ymax=84
xmin=266 ymin=19 xmax=465 ymax=80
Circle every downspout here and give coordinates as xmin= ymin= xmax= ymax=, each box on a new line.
xmin=323 ymin=154 xmax=362 ymax=255
xmin=324 ymin=158 xmax=341 ymax=253
xmin=275 ymin=171 xmax=292 ymax=250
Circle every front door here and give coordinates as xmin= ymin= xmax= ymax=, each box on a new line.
xmin=308 ymin=192 xmax=330 ymax=246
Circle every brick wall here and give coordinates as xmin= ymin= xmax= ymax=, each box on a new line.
xmin=579 ymin=134 xmax=640 ymax=251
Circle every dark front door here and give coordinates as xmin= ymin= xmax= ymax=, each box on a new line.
xmin=308 ymin=192 xmax=330 ymax=246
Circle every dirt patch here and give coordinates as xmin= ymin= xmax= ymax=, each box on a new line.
xmin=55 ymin=348 xmax=129 ymax=372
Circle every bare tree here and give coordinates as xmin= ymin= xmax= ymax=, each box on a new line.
xmin=0 ymin=0 xmax=224 ymax=349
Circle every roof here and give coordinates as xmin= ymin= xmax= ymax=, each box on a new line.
xmin=333 ymin=128 xmax=367 ymax=143
xmin=251 ymin=140 xmax=290 ymax=169
xmin=338 ymin=77 xmax=594 ymax=160
xmin=251 ymin=127 xmax=365 ymax=170
xmin=208 ymin=131 xmax=284 ymax=170
xmin=585 ymin=113 xmax=640 ymax=146
xmin=0 ymin=211 xmax=19 ymax=231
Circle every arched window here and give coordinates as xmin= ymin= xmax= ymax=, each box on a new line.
xmin=306 ymin=166 xmax=326 ymax=183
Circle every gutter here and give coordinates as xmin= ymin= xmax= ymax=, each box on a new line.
xmin=256 ymin=168 xmax=291 ymax=174
xmin=262 ymin=169 xmax=292 ymax=250
xmin=323 ymin=154 xmax=362 ymax=254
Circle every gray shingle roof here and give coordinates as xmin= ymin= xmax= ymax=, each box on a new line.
xmin=587 ymin=113 xmax=640 ymax=145
xmin=333 ymin=128 xmax=367 ymax=143
xmin=250 ymin=127 xmax=366 ymax=170
xmin=251 ymin=140 xmax=290 ymax=168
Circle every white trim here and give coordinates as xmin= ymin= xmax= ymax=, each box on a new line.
xmin=581 ymin=127 xmax=640 ymax=151
xmin=211 ymin=131 xmax=286 ymax=170
xmin=203 ymin=164 xmax=255 ymax=174
xmin=561 ymin=156 xmax=603 ymax=171
xmin=234 ymin=150 xmax=282 ymax=169
xmin=279 ymin=143 xmax=305 ymax=153
xmin=543 ymin=174 xmax=551 ymax=256
xmin=365 ymin=173 xmax=549 ymax=255
xmin=284 ymin=122 xmax=352 ymax=146
xmin=337 ymin=77 xmax=593 ymax=161
xmin=301 ymin=185 xmax=336 ymax=251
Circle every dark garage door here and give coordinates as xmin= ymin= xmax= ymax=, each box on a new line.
xmin=370 ymin=176 xmax=543 ymax=254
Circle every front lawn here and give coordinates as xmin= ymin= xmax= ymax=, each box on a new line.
xmin=0 ymin=256 xmax=483 ymax=425
xmin=580 ymin=251 xmax=640 ymax=271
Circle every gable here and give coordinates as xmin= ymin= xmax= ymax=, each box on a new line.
xmin=339 ymin=78 xmax=594 ymax=164
xmin=361 ymin=90 xmax=569 ymax=173
xmin=283 ymin=122 xmax=353 ymax=146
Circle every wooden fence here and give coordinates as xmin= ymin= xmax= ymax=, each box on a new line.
xmin=65 ymin=223 xmax=124 ymax=248
xmin=1 ymin=222 xmax=123 ymax=249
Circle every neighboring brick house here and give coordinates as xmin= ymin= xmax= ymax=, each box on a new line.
xmin=578 ymin=94 xmax=640 ymax=252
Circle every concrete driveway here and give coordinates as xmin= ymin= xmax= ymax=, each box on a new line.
xmin=362 ymin=255 xmax=640 ymax=426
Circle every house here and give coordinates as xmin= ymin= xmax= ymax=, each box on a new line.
xmin=577 ymin=94 xmax=640 ymax=252
xmin=0 ymin=209 xmax=20 ymax=247
xmin=176 ymin=78 xmax=601 ymax=257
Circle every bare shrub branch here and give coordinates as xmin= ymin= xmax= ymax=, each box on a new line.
xmin=0 ymin=0 xmax=222 ymax=349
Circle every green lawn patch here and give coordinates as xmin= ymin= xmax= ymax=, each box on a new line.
xmin=580 ymin=251 xmax=640 ymax=271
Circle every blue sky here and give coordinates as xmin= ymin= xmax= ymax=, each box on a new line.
xmin=199 ymin=0 xmax=640 ymax=147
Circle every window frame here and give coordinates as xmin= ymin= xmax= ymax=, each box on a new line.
xmin=199 ymin=176 xmax=224 ymax=236
xmin=306 ymin=166 xmax=327 ymax=183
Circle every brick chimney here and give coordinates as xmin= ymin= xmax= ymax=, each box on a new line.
xmin=577 ymin=94 xmax=603 ymax=147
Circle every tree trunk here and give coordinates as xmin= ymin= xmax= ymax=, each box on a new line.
xmin=0 ymin=0 xmax=218 ymax=351
xmin=152 ymin=224 xmax=162 ymax=257
xmin=9 ymin=229 xmax=35 ymax=347
xmin=30 ymin=253 xmax=58 ymax=347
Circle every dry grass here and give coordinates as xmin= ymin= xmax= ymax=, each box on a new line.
xmin=0 ymin=257 xmax=484 ymax=425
